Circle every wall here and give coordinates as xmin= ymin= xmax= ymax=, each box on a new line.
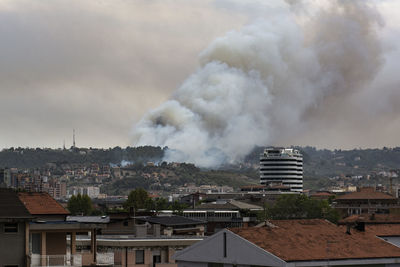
xmin=46 ymin=232 xmax=67 ymax=255
xmin=0 ymin=222 xmax=26 ymax=267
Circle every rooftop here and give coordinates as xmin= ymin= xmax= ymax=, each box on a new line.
xmin=196 ymin=200 xmax=262 ymax=211
xmin=18 ymin=192 xmax=70 ymax=215
xmin=137 ymin=215 xmax=206 ymax=226
xmin=339 ymin=213 xmax=400 ymax=224
xmin=67 ymin=215 xmax=110 ymax=224
xmin=335 ymin=187 xmax=396 ymax=200
xmin=230 ymin=219 xmax=400 ymax=262
xmin=0 ymin=188 xmax=33 ymax=220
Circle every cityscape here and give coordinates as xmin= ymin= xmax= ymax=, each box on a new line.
xmin=1 ymin=0 xmax=400 ymax=267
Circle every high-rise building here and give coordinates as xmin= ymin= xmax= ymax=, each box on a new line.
xmin=260 ymin=147 xmax=303 ymax=192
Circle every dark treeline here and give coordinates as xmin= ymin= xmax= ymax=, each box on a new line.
xmin=0 ymin=146 xmax=165 ymax=168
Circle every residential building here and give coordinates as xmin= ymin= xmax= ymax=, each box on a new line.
xmin=174 ymin=219 xmax=400 ymax=267
xmin=179 ymin=200 xmax=262 ymax=234
xmin=0 ymin=188 xmax=34 ymax=267
xmin=333 ymin=187 xmax=400 ymax=217
xmin=136 ymin=215 xmax=206 ymax=236
xmin=76 ymin=235 xmax=203 ymax=267
xmin=260 ymin=148 xmax=303 ymax=193
xmin=0 ymin=189 xmax=107 ymax=267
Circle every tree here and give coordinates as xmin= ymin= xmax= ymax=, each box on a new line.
xmin=261 ymin=194 xmax=340 ymax=223
xmin=124 ymin=188 xmax=153 ymax=211
xmin=154 ymin=197 xmax=169 ymax=211
xmin=67 ymin=194 xmax=93 ymax=215
xmin=169 ymin=200 xmax=188 ymax=215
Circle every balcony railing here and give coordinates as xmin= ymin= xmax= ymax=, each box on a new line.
xmin=29 ymin=254 xmax=82 ymax=267
xmin=96 ymin=252 xmax=114 ymax=265
xmin=29 ymin=253 xmax=113 ymax=267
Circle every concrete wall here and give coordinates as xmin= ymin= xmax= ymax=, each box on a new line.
xmin=0 ymin=222 xmax=26 ymax=267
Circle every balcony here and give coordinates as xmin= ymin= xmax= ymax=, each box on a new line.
xmin=29 ymin=254 xmax=82 ymax=267
xmin=29 ymin=253 xmax=114 ymax=267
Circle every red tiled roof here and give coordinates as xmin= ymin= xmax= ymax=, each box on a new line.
xmin=366 ymin=224 xmax=400 ymax=236
xmin=18 ymin=192 xmax=69 ymax=215
xmin=336 ymin=187 xmax=395 ymax=200
xmin=340 ymin=214 xmax=400 ymax=224
xmin=230 ymin=219 xmax=400 ymax=262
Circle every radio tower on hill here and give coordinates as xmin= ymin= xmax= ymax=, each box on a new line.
xmin=73 ymin=129 xmax=76 ymax=148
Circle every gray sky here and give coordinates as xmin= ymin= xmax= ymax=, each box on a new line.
xmin=0 ymin=0 xmax=399 ymax=150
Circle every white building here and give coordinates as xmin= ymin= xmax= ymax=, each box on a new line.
xmin=260 ymin=148 xmax=303 ymax=192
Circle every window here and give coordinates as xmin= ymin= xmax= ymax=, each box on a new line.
xmin=135 ymin=250 xmax=144 ymax=264
xmin=4 ymin=265 xmax=19 ymax=267
xmin=123 ymin=221 xmax=129 ymax=227
xmin=31 ymin=233 xmax=41 ymax=254
xmin=208 ymin=263 xmax=223 ymax=267
xmin=4 ymin=223 xmax=18 ymax=233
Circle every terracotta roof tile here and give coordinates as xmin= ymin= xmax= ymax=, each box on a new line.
xmin=336 ymin=187 xmax=396 ymax=200
xmin=18 ymin=192 xmax=69 ymax=215
xmin=230 ymin=219 xmax=400 ymax=261
xmin=366 ymin=224 xmax=400 ymax=236
xmin=340 ymin=213 xmax=400 ymax=224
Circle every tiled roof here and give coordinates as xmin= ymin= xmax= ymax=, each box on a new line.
xmin=230 ymin=219 xmax=400 ymax=262
xmin=340 ymin=214 xmax=400 ymax=224
xmin=18 ymin=192 xmax=69 ymax=215
xmin=366 ymin=224 xmax=400 ymax=236
xmin=336 ymin=187 xmax=396 ymax=200
xmin=0 ymin=188 xmax=33 ymax=219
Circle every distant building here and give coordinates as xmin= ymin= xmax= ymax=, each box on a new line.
xmin=333 ymin=187 xmax=400 ymax=217
xmin=260 ymin=147 xmax=303 ymax=192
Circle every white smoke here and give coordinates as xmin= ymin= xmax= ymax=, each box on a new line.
xmin=132 ymin=0 xmax=385 ymax=168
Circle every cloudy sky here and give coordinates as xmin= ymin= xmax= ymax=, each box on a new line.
xmin=0 ymin=0 xmax=399 ymax=151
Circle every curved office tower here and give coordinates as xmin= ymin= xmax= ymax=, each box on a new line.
xmin=260 ymin=148 xmax=303 ymax=192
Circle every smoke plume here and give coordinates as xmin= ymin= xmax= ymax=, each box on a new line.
xmin=133 ymin=0 xmax=385 ymax=167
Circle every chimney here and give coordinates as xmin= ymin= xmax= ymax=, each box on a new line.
xmin=355 ymin=221 xmax=365 ymax=232
xmin=346 ymin=224 xmax=351 ymax=235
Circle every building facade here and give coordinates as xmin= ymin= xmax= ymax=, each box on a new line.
xmin=260 ymin=148 xmax=303 ymax=193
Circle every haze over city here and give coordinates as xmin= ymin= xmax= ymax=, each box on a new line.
xmin=1 ymin=0 xmax=400 ymax=167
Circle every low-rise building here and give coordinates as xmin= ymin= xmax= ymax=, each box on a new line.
xmin=333 ymin=187 xmax=400 ymax=217
xmin=0 ymin=189 xmax=107 ymax=267
xmin=174 ymin=219 xmax=400 ymax=267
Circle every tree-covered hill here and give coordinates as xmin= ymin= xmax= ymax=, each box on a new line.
xmin=0 ymin=146 xmax=165 ymax=168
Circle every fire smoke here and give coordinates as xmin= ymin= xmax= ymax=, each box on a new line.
xmin=132 ymin=0 xmax=385 ymax=167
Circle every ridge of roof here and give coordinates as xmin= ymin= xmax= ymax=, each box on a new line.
xmin=336 ymin=188 xmax=396 ymax=200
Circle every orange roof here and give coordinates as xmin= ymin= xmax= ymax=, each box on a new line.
xmin=18 ymin=192 xmax=69 ymax=215
xmin=336 ymin=187 xmax=395 ymax=200
xmin=366 ymin=224 xmax=400 ymax=236
xmin=340 ymin=213 xmax=400 ymax=224
xmin=230 ymin=219 xmax=400 ymax=262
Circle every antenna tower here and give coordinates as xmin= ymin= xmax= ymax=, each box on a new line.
xmin=73 ymin=129 xmax=76 ymax=148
